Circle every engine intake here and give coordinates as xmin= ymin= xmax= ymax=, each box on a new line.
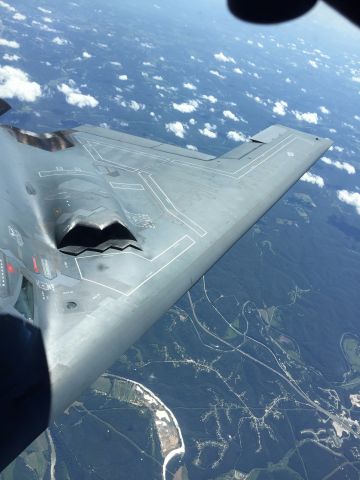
xmin=58 ymin=221 xmax=138 ymax=255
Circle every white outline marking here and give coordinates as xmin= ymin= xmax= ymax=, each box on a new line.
xmin=139 ymin=172 xmax=207 ymax=237
xmin=75 ymin=234 xmax=195 ymax=296
xmin=110 ymin=182 xmax=144 ymax=191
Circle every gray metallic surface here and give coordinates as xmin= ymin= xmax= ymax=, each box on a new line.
xmin=0 ymin=119 xmax=331 ymax=463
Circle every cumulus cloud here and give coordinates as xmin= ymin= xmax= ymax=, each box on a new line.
xmin=153 ymin=75 xmax=163 ymax=81
xmin=227 ymin=131 xmax=247 ymax=142
xmin=201 ymin=94 xmax=217 ymax=103
xmin=110 ymin=61 xmax=121 ymax=66
xmin=82 ymin=51 xmax=92 ymax=59
xmin=319 ymin=105 xmax=330 ymax=114
xmin=0 ymin=66 xmax=42 ymax=101
xmin=118 ymin=74 xmax=128 ymax=80
xmin=52 ymin=36 xmax=69 ymax=46
xmin=0 ymin=1 xmax=15 ymax=12
xmin=337 ymin=190 xmax=360 ymax=215
xmin=3 ymin=53 xmax=19 ymax=61
xmin=214 ymin=52 xmax=235 ymax=63
xmin=165 ymin=121 xmax=187 ymax=138
xmin=186 ymin=144 xmax=198 ymax=151
xmin=57 ymin=83 xmax=98 ymax=108
xmin=351 ymin=76 xmax=360 ymax=83
xmin=172 ymin=100 xmax=198 ymax=113
xmin=223 ymin=110 xmax=239 ymax=121
xmin=300 ymin=172 xmax=324 ymax=188
xmin=13 ymin=12 xmax=26 ymax=21
xmin=308 ymin=60 xmax=318 ymax=68
xmin=199 ymin=127 xmax=217 ymax=138
xmin=183 ymin=82 xmax=197 ymax=90
xmin=293 ymin=110 xmax=318 ymax=124
xmin=273 ymin=100 xmax=288 ymax=116
xmin=210 ymin=70 xmax=225 ymax=79
xmin=0 ymin=38 xmax=20 ymax=48
xmin=233 ymin=67 xmax=243 ymax=74
xmin=118 ymin=99 xmax=145 ymax=111
xmin=321 ymin=156 xmax=355 ymax=175
xmin=199 ymin=123 xmax=217 ymax=138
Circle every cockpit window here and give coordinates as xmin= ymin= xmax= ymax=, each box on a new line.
xmin=14 ymin=276 xmax=34 ymax=322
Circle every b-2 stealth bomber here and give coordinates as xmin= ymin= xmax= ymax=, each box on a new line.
xmin=0 ymin=99 xmax=332 ymax=470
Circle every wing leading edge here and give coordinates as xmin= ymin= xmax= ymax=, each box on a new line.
xmin=0 ymin=122 xmax=331 ymax=470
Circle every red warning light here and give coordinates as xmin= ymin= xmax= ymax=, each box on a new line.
xmin=32 ymin=256 xmax=39 ymax=273
xmin=6 ymin=263 xmax=15 ymax=273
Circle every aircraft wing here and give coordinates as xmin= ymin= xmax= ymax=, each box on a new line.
xmin=0 ymin=121 xmax=331 ymax=470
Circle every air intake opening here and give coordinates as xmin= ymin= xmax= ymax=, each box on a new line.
xmin=58 ymin=222 xmax=138 ymax=255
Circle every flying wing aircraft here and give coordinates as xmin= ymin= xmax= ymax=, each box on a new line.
xmin=0 ymin=100 xmax=332 ymax=470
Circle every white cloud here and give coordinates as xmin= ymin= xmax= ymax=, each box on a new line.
xmin=0 ymin=66 xmax=42 ymax=101
xmin=351 ymin=76 xmax=360 ymax=83
xmin=172 ymin=100 xmax=198 ymax=113
xmin=118 ymin=74 xmax=128 ymax=81
xmin=186 ymin=144 xmax=198 ymax=151
xmin=153 ymin=75 xmax=163 ymax=81
xmin=110 ymin=61 xmax=121 ymax=66
xmin=165 ymin=121 xmax=187 ymax=138
xmin=201 ymin=94 xmax=217 ymax=103
xmin=82 ymin=51 xmax=92 ymax=59
xmin=293 ymin=110 xmax=318 ymax=124
xmin=233 ymin=67 xmax=243 ymax=74
xmin=199 ymin=128 xmax=217 ymax=138
xmin=0 ymin=38 xmax=20 ymax=48
xmin=183 ymin=82 xmax=197 ymax=90
xmin=273 ymin=100 xmax=288 ymax=116
xmin=42 ymin=16 xmax=52 ymax=23
xmin=3 ymin=53 xmax=19 ymax=61
xmin=214 ymin=52 xmax=235 ymax=63
xmin=321 ymin=156 xmax=355 ymax=175
xmin=300 ymin=172 xmax=324 ymax=188
xmin=354 ymin=115 xmax=360 ymax=122
xmin=0 ymin=1 xmax=15 ymax=12
xmin=337 ymin=190 xmax=360 ymax=215
xmin=199 ymin=123 xmax=217 ymax=139
xmin=209 ymin=70 xmax=225 ymax=79
xmin=319 ymin=105 xmax=330 ymax=114
xmin=257 ymin=42 xmax=264 ymax=48
xmin=13 ymin=12 xmax=26 ymax=21
xmin=52 ymin=36 xmax=69 ymax=46
xmin=227 ymin=131 xmax=247 ymax=142
xmin=308 ymin=60 xmax=318 ymax=68
xmin=129 ymin=100 xmax=144 ymax=111
xmin=223 ymin=110 xmax=239 ymax=122
xmin=57 ymin=83 xmax=98 ymax=108
xmin=37 ymin=6 xmax=52 ymax=13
